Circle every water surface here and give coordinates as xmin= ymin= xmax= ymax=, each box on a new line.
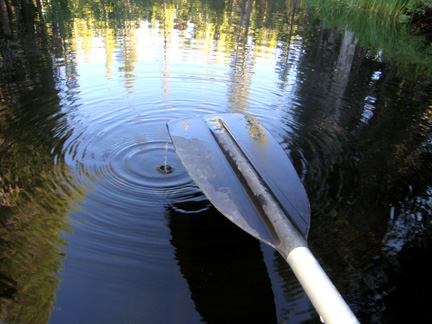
xmin=1 ymin=1 xmax=431 ymax=323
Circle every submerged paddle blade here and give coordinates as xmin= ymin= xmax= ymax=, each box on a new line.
xmin=167 ymin=113 xmax=310 ymax=248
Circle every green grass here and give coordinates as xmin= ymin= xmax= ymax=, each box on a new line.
xmin=302 ymin=0 xmax=432 ymax=80
xmin=308 ymin=0 xmax=432 ymax=20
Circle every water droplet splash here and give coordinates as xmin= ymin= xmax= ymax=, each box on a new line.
xmin=157 ymin=164 xmax=174 ymax=174
xmin=157 ymin=142 xmax=174 ymax=174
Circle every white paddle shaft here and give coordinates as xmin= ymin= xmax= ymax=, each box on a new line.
xmin=287 ymin=247 xmax=360 ymax=324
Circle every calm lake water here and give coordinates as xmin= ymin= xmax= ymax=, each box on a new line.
xmin=1 ymin=0 xmax=431 ymax=323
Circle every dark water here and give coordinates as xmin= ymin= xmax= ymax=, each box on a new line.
xmin=1 ymin=1 xmax=431 ymax=323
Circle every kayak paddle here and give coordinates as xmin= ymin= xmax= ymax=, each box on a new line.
xmin=167 ymin=113 xmax=359 ymax=324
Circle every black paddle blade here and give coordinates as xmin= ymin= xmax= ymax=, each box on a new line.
xmin=167 ymin=113 xmax=310 ymax=248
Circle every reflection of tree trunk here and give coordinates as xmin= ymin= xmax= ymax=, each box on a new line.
xmin=268 ymin=0 xmax=275 ymax=13
xmin=162 ymin=0 xmax=170 ymax=101
xmin=228 ymin=0 xmax=255 ymax=113
xmin=242 ymin=0 xmax=252 ymax=39
xmin=19 ymin=0 xmax=37 ymax=36
xmin=34 ymin=0 xmax=44 ymax=25
xmin=289 ymin=0 xmax=298 ymax=38
xmin=279 ymin=0 xmax=298 ymax=85
xmin=0 ymin=0 xmax=12 ymax=37
xmin=329 ymin=29 xmax=358 ymax=121
xmin=337 ymin=30 xmax=358 ymax=75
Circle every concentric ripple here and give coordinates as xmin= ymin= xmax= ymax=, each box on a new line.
xmin=57 ymin=117 xmax=200 ymax=211
xmin=52 ymin=72 xmax=242 ymax=216
xmin=102 ymin=140 xmax=188 ymax=192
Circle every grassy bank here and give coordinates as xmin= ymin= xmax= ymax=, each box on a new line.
xmin=356 ymin=0 xmax=431 ymax=18
xmin=301 ymin=0 xmax=432 ymax=80
xmin=305 ymin=0 xmax=432 ymax=21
